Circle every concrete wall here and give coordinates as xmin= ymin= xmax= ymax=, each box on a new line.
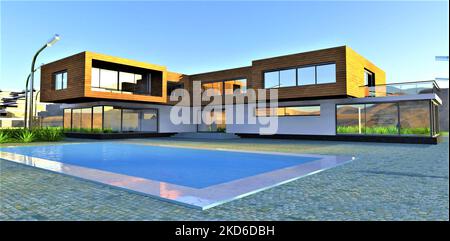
xmin=148 ymin=104 xmax=197 ymax=133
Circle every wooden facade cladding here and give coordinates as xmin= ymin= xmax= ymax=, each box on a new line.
xmin=251 ymin=46 xmax=347 ymax=100
xmin=40 ymin=46 xmax=384 ymax=105
xmin=345 ymin=47 xmax=386 ymax=98
xmin=40 ymin=51 xmax=168 ymax=103
xmin=187 ymin=66 xmax=252 ymax=106
xmin=166 ymin=71 xmax=190 ymax=105
xmin=40 ymin=52 xmax=86 ymax=102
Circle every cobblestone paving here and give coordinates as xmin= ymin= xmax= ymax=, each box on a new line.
xmin=1 ymin=137 xmax=448 ymax=220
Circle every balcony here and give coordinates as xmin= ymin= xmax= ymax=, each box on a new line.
xmin=361 ymin=80 xmax=440 ymax=98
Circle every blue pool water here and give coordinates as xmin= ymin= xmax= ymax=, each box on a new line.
xmin=1 ymin=143 xmax=319 ymax=188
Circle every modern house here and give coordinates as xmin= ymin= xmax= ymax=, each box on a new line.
xmin=40 ymin=46 xmax=442 ymax=143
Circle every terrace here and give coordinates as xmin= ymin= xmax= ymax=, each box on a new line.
xmin=361 ymin=80 xmax=440 ymax=98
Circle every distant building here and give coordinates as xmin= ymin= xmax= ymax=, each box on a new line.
xmin=0 ymin=90 xmax=62 ymax=128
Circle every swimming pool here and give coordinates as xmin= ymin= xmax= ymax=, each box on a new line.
xmin=0 ymin=142 xmax=353 ymax=209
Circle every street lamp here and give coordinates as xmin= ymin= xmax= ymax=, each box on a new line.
xmin=28 ymin=34 xmax=60 ymax=128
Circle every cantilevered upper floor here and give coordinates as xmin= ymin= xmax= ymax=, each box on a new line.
xmin=41 ymin=46 xmax=387 ymax=104
xmin=40 ymin=51 xmax=168 ymax=103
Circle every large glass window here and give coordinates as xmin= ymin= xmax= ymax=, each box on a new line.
xmin=92 ymin=68 xmax=100 ymax=87
xmin=399 ymin=101 xmax=430 ymax=136
xmin=256 ymin=106 xmax=320 ymax=117
xmin=122 ymin=109 xmax=140 ymax=132
xmin=224 ymin=79 xmax=247 ymax=95
xmin=202 ymin=82 xmax=223 ymax=96
xmin=365 ymin=103 xmax=399 ymax=135
xmin=279 ymin=69 xmax=296 ymax=87
xmin=54 ymin=71 xmax=67 ymax=90
xmin=63 ymin=106 xmax=158 ymax=133
xmin=316 ymin=64 xmax=336 ymax=84
xmin=336 ymin=104 xmax=366 ymax=134
xmin=81 ymin=108 xmax=92 ymax=130
xmin=264 ymin=63 xmax=336 ymax=88
xmin=119 ymin=72 xmax=136 ymax=93
xmin=337 ymin=101 xmax=434 ymax=136
xmin=255 ymin=107 xmax=284 ymax=117
xmin=91 ymin=67 xmax=150 ymax=95
xmin=92 ymin=106 xmax=103 ymax=130
xmin=285 ymin=106 xmax=320 ymax=116
xmin=72 ymin=109 xmax=82 ymax=129
xmin=103 ymin=106 xmax=121 ymax=132
xmin=298 ymin=66 xmax=316 ymax=86
xmin=63 ymin=109 xmax=71 ymax=129
xmin=264 ymin=71 xmax=279 ymax=88
xmin=99 ymin=69 xmax=118 ymax=90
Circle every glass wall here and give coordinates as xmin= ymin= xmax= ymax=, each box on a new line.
xmin=264 ymin=63 xmax=336 ymax=88
xmin=122 ymin=109 xmax=140 ymax=132
xmin=72 ymin=109 xmax=82 ymax=129
xmin=103 ymin=106 xmax=122 ymax=132
xmin=63 ymin=106 xmax=158 ymax=133
xmin=63 ymin=109 xmax=71 ymax=129
xmin=336 ymin=100 xmax=435 ymax=136
xmin=336 ymin=104 xmax=365 ymax=134
xmin=81 ymin=108 xmax=92 ymax=129
xmin=92 ymin=106 xmax=103 ymax=129
xmin=365 ymin=103 xmax=399 ymax=135
xmin=399 ymin=101 xmax=430 ymax=136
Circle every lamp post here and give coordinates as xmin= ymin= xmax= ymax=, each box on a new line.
xmin=28 ymin=34 xmax=60 ymax=128
xmin=34 ymin=90 xmax=41 ymax=118
xmin=24 ymin=65 xmax=43 ymax=128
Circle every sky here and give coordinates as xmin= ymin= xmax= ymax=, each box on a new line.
xmin=1 ymin=1 xmax=449 ymax=91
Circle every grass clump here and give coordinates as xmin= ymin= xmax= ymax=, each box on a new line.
xmin=17 ymin=130 xmax=35 ymax=143
xmin=337 ymin=125 xmax=432 ymax=135
xmin=0 ymin=127 xmax=64 ymax=143
xmin=0 ymin=132 xmax=10 ymax=143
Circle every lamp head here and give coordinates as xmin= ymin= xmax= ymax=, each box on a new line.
xmin=46 ymin=34 xmax=60 ymax=47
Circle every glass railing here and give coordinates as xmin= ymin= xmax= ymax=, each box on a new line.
xmin=361 ymin=80 xmax=440 ymax=97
